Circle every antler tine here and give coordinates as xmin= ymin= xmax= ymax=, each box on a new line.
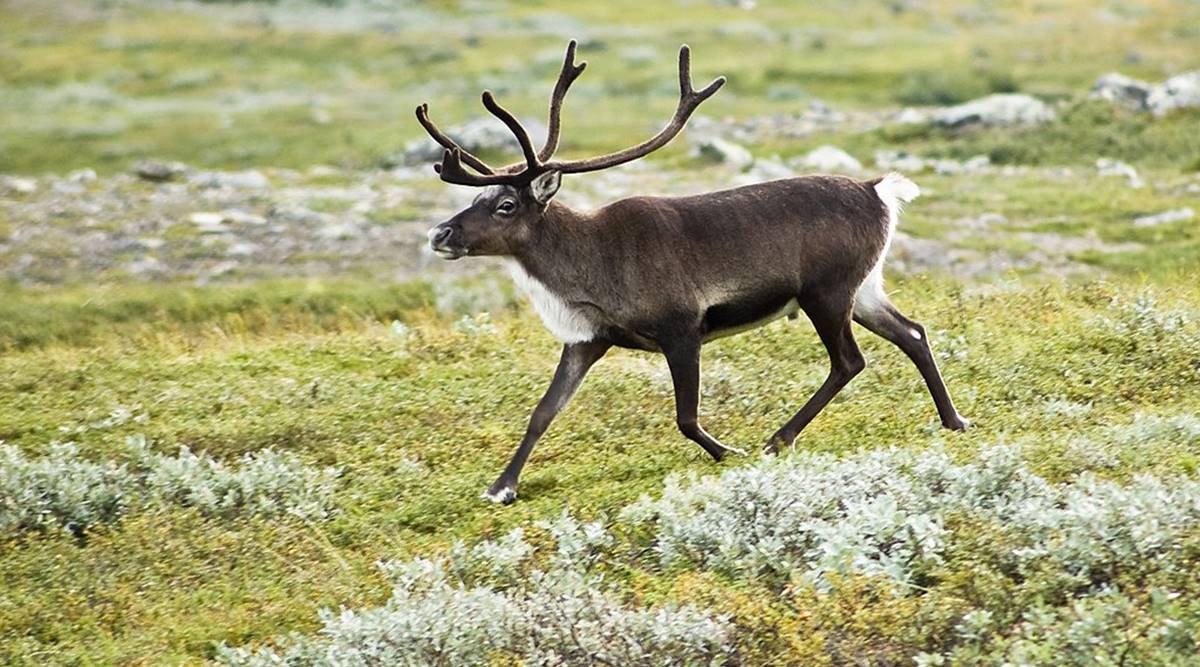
xmin=538 ymin=39 xmax=588 ymax=162
xmin=415 ymin=103 xmax=497 ymax=175
xmin=544 ymin=44 xmax=725 ymax=175
xmin=480 ymin=91 xmax=542 ymax=174
xmin=434 ymin=148 xmax=526 ymax=186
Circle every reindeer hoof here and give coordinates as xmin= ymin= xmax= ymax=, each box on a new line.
xmin=762 ymin=433 xmax=789 ymax=456
xmin=944 ymin=414 xmax=973 ymax=431
xmin=482 ymin=485 xmax=518 ymax=505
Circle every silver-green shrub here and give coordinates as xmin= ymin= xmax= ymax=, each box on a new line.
xmin=217 ymin=516 xmax=731 ymax=667
xmin=0 ymin=436 xmax=339 ymax=535
xmin=622 ymin=444 xmax=1200 ymax=590
xmin=130 ymin=436 xmax=340 ymax=521
xmin=0 ymin=442 xmax=135 ymax=534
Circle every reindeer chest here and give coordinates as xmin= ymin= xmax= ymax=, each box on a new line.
xmin=507 ymin=261 xmax=598 ymax=344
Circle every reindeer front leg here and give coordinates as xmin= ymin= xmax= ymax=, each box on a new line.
xmin=484 ymin=340 xmax=610 ymax=504
xmin=661 ymin=335 xmax=747 ymax=461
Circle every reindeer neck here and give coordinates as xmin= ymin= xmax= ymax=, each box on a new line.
xmin=510 ymin=200 xmax=596 ymax=287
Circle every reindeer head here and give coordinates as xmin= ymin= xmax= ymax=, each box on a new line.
xmin=420 ymin=41 xmax=724 ymax=260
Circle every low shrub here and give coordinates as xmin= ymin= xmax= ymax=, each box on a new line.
xmin=0 ymin=436 xmax=340 ymax=536
xmin=217 ymin=514 xmax=732 ymax=666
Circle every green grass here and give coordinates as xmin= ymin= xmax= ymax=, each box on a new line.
xmin=2 ymin=275 xmax=1199 ymax=663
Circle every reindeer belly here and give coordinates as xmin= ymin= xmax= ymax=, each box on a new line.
xmin=702 ymin=292 xmax=800 ymax=342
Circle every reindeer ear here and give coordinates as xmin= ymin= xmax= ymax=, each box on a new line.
xmin=529 ymin=170 xmax=561 ymax=206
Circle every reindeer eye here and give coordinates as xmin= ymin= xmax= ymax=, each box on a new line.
xmin=495 ymin=200 xmax=516 ymax=215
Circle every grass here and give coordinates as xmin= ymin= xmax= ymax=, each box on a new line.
xmin=2 ymin=275 xmax=1199 ymax=663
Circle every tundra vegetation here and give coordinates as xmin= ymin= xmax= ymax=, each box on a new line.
xmin=1 ymin=0 xmax=1199 ymax=664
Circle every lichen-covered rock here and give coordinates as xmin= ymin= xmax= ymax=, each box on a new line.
xmin=796 ymin=145 xmax=863 ymax=173
xmin=1089 ymin=72 xmax=1153 ymax=110
xmin=691 ymin=136 xmax=755 ymax=169
xmin=1146 ymin=70 xmax=1200 ymax=116
xmin=132 ymin=159 xmax=189 ymax=182
xmin=933 ymin=93 xmax=1056 ymax=128
xmin=1133 ymin=207 xmax=1194 ymax=227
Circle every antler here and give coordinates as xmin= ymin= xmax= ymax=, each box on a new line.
xmin=544 ymin=45 xmax=724 ymax=174
xmin=415 ymin=103 xmax=496 ymax=175
xmin=538 ymin=39 xmax=587 ymax=161
xmin=414 ymin=42 xmax=723 ymax=187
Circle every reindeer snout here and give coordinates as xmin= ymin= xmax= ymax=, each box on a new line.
xmin=427 ymin=224 xmax=464 ymax=260
xmin=428 ymin=225 xmax=453 ymax=247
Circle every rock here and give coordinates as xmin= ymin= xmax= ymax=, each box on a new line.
xmin=795 ymin=145 xmax=862 ymax=173
xmin=188 ymin=212 xmax=230 ymax=234
xmin=317 ymin=222 xmax=360 ymax=240
xmin=68 ymin=169 xmax=98 ymax=183
xmin=1089 ymin=72 xmax=1152 ymax=110
xmin=893 ymin=107 xmax=929 ymax=125
xmin=1096 ymin=158 xmax=1144 ymax=188
xmin=124 ymin=256 xmax=166 ymax=278
xmin=51 ymin=180 xmax=86 ymax=195
xmin=191 ymin=170 xmax=270 ymax=189
xmin=932 ymin=93 xmax=1055 ymax=128
xmin=307 ymin=165 xmax=340 ymax=178
xmin=269 ymin=204 xmax=329 ymax=225
xmin=691 ymin=137 xmax=754 ymax=170
xmin=0 ymin=176 xmax=38 ymax=194
xmin=1146 ymin=71 xmax=1200 ymax=117
xmin=397 ymin=116 xmax=548 ymax=167
xmin=875 ymin=150 xmax=926 ymax=173
xmin=226 ymin=241 xmax=261 ymax=257
xmin=736 ymin=158 xmax=794 ymax=185
xmin=133 ymin=160 xmax=189 ymax=182
xmin=932 ymin=154 xmax=991 ymax=175
xmin=221 ymin=210 xmax=267 ymax=226
xmin=1133 ymin=207 xmax=1194 ymax=227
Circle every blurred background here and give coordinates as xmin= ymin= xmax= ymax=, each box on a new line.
xmin=1 ymin=0 xmax=1198 ymax=304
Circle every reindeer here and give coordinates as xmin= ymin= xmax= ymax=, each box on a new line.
xmin=419 ymin=41 xmax=970 ymax=504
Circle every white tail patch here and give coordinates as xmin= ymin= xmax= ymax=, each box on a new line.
xmin=874 ymin=172 xmax=921 ymax=217
xmin=856 ymin=173 xmax=920 ymax=318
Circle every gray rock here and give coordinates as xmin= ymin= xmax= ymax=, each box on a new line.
xmin=1096 ymin=158 xmax=1144 ymax=188
xmin=1133 ymin=207 xmax=1194 ymax=227
xmin=691 ymin=137 xmax=754 ymax=170
xmin=124 ymin=256 xmax=166 ymax=277
xmin=226 ymin=241 xmax=261 ymax=257
xmin=269 ymin=204 xmax=329 ymax=225
xmin=51 ymin=180 xmax=86 ymax=195
xmin=133 ymin=160 xmax=189 ymax=182
xmin=932 ymin=154 xmax=991 ymax=175
xmin=188 ymin=212 xmax=231 ymax=234
xmin=191 ymin=170 xmax=270 ymax=189
xmin=1 ymin=176 xmax=38 ymax=194
xmin=875 ymin=150 xmax=926 ymax=173
xmin=796 ymin=145 xmax=862 ymax=173
xmin=1147 ymin=71 xmax=1200 ymax=117
xmin=221 ymin=210 xmax=267 ymax=226
xmin=933 ymin=94 xmax=1055 ymax=128
xmin=1089 ymin=72 xmax=1152 ymax=110
xmin=893 ymin=107 xmax=929 ymax=125
xmin=735 ymin=158 xmax=794 ymax=185
xmin=398 ymin=116 xmax=548 ymax=166
xmin=317 ymin=222 xmax=360 ymax=240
